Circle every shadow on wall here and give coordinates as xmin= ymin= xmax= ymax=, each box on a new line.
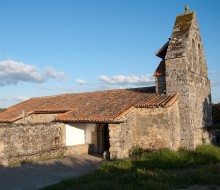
xmin=203 ymin=94 xmax=213 ymax=128
xmin=0 ymin=154 xmax=103 ymax=190
xmin=202 ymin=95 xmax=215 ymax=143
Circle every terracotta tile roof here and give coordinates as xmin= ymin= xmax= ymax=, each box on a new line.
xmin=153 ymin=60 xmax=165 ymax=76
xmin=0 ymin=87 xmax=179 ymax=123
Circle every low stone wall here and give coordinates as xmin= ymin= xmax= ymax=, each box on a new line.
xmin=64 ymin=144 xmax=89 ymax=156
xmin=0 ymin=122 xmax=66 ymax=165
xmin=0 ymin=122 xmax=91 ymax=166
xmin=8 ymin=146 xmax=66 ymax=165
xmin=6 ymin=144 xmax=89 ymax=165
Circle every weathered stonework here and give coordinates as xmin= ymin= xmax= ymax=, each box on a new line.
xmin=15 ymin=113 xmax=58 ymax=124
xmin=109 ymin=100 xmax=180 ymax=159
xmin=0 ymin=122 xmax=65 ymax=165
xmin=164 ymin=11 xmax=213 ymax=148
xmin=135 ymin=101 xmax=180 ymax=151
xmin=64 ymin=144 xmax=89 ymax=156
xmin=109 ymin=109 xmax=136 ymax=159
xmin=0 ymin=122 xmax=89 ymax=165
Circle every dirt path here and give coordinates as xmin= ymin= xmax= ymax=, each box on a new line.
xmin=0 ymin=154 xmax=103 ymax=190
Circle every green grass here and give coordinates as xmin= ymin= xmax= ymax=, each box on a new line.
xmin=42 ymin=144 xmax=220 ymax=190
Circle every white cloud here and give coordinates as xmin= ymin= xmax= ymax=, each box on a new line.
xmin=0 ymin=60 xmax=67 ymax=86
xmin=44 ymin=67 xmax=66 ymax=81
xmin=76 ymin=79 xmax=87 ymax=85
xmin=0 ymin=96 xmax=30 ymax=102
xmin=98 ymin=74 xmax=154 ymax=86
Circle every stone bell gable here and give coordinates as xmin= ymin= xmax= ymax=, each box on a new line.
xmin=155 ymin=7 xmax=213 ymax=149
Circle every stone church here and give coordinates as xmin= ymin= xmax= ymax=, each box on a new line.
xmin=0 ymin=7 xmax=213 ymax=165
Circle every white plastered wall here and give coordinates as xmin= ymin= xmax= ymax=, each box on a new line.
xmin=66 ymin=123 xmax=96 ymax=146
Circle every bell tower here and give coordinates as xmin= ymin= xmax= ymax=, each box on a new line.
xmin=154 ymin=6 xmax=213 ymax=148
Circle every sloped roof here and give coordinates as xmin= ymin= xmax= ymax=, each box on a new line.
xmin=155 ymin=41 xmax=169 ymax=59
xmin=153 ymin=60 xmax=165 ymax=76
xmin=0 ymin=87 xmax=179 ymax=123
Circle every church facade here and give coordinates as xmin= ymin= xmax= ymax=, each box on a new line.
xmin=0 ymin=8 xmax=213 ymax=165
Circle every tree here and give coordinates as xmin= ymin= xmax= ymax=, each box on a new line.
xmin=212 ymin=103 xmax=220 ymax=129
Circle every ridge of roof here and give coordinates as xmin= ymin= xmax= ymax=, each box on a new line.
xmin=29 ymin=86 xmax=156 ymax=100
xmin=0 ymin=86 xmax=179 ymax=123
xmin=155 ymin=41 xmax=169 ymax=59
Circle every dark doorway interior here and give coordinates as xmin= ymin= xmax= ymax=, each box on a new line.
xmin=96 ymin=124 xmax=110 ymax=154
xmin=103 ymin=124 xmax=110 ymax=152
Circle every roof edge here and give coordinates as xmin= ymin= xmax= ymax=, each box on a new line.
xmin=135 ymin=93 xmax=180 ymax=108
xmin=165 ymin=93 xmax=180 ymax=107
xmin=114 ymin=106 xmax=135 ymax=121
xmin=54 ymin=118 xmax=124 ymax=124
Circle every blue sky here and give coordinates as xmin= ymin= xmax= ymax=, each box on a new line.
xmin=0 ymin=0 xmax=220 ymax=108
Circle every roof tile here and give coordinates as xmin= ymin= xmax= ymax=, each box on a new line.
xmin=0 ymin=87 xmax=179 ymax=123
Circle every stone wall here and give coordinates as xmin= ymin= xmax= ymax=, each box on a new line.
xmin=186 ymin=12 xmax=213 ymax=146
xmin=109 ymin=101 xmax=181 ymax=159
xmin=64 ymin=144 xmax=89 ymax=156
xmin=15 ymin=113 xmax=58 ymax=124
xmin=0 ymin=122 xmax=66 ymax=165
xmin=168 ymin=100 xmax=181 ymax=149
xmin=109 ymin=109 xmax=136 ymax=159
xmin=6 ymin=144 xmax=88 ymax=166
xmin=135 ymin=101 xmax=180 ymax=150
xmin=0 ymin=123 xmax=89 ymax=166
xmin=165 ymin=57 xmax=213 ymax=148
xmin=165 ymin=11 xmax=213 ymax=149
xmin=166 ymin=57 xmax=193 ymax=148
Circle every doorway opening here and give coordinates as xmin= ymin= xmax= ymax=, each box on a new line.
xmin=96 ymin=123 xmax=110 ymax=154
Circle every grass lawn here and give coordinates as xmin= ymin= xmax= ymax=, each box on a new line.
xmin=42 ymin=144 xmax=220 ymax=190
